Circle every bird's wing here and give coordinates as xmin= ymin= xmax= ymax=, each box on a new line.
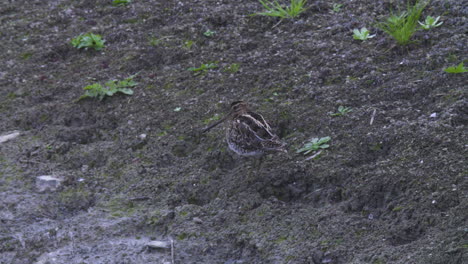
xmin=238 ymin=113 xmax=275 ymax=140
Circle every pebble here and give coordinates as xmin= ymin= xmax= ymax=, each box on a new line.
xmin=147 ymin=240 xmax=171 ymax=249
xmin=193 ymin=217 xmax=203 ymax=224
xmin=36 ymin=175 xmax=63 ymax=192
xmin=0 ymin=131 xmax=20 ymax=144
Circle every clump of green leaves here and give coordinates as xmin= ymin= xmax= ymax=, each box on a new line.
xmin=71 ymin=33 xmax=105 ymax=50
xmin=418 ymin=15 xmax=443 ymax=30
xmin=203 ymin=30 xmax=216 ymax=37
xmin=332 ymin=3 xmax=342 ymax=13
xmin=444 ymin=62 xmax=468 ymax=74
xmin=112 ymin=0 xmax=131 ymax=6
xmin=330 ymin=106 xmax=352 ymax=116
xmin=187 ymin=62 xmax=218 ymax=75
xmin=256 ymin=0 xmax=307 ymax=19
xmin=375 ymin=0 xmax=427 ymax=45
xmin=224 ymin=63 xmax=240 ymax=73
xmin=297 ymin=137 xmax=331 ymax=155
xmin=352 ymin=27 xmax=376 ymax=41
xmin=77 ymin=75 xmax=137 ymax=101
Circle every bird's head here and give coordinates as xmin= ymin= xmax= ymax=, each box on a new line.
xmin=230 ymin=100 xmax=249 ymax=113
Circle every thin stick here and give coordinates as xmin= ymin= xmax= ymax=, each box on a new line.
xmin=171 ymin=239 xmax=174 ymax=264
xmin=305 ymin=150 xmax=322 ymax=161
xmin=272 ymin=19 xmax=283 ymax=28
xmin=370 ymin=109 xmax=377 ymax=125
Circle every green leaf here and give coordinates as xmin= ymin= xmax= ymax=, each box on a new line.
xmin=112 ymin=0 xmax=131 ymax=7
xmin=70 ymin=33 xmax=105 ymax=50
xmin=296 ymin=136 xmax=331 ymax=155
xmin=77 ymin=75 xmax=136 ymax=101
xmin=119 ymin=88 xmax=134 ymax=95
xmin=444 ymin=62 xmax=468 ymax=74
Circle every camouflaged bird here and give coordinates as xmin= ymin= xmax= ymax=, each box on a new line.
xmin=202 ymin=101 xmax=287 ymax=156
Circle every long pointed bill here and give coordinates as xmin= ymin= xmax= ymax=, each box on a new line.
xmin=202 ymin=114 xmax=230 ymax=133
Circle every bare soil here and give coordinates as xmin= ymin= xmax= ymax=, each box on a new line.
xmin=0 ymin=0 xmax=466 ymax=263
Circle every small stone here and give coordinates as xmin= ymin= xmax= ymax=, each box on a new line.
xmin=193 ymin=217 xmax=203 ymax=224
xmin=81 ymin=165 xmax=89 ymax=173
xmin=430 ymin=113 xmax=437 ymax=118
xmin=147 ymin=240 xmax=171 ymax=249
xmin=36 ymin=175 xmax=63 ymax=192
xmin=139 ymin=134 xmax=147 ymax=140
xmin=0 ymin=131 xmax=20 ymax=144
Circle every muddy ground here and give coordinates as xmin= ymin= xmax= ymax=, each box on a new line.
xmin=0 ymin=0 xmax=466 ymax=263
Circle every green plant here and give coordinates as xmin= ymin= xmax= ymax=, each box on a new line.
xmin=418 ymin=15 xmax=443 ymax=29
xmin=375 ymin=0 xmax=427 ymax=45
xmin=70 ymin=33 xmax=105 ymax=50
xmin=187 ymin=62 xmax=218 ymax=75
xmin=224 ymin=63 xmax=240 ymax=73
xmin=256 ymin=0 xmax=307 ymax=19
xmin=352 ymin=27 xmax=376 ymax=41
xmin=183 ymin=40 xmax=194 ymax=49
xmin=203 ymin=29 xmax=216 ymax=37
xmin=148 ymin=36 xmax=162 ymax=46
xmin=332 ymin=3 xmax=342 ymax=13
xmin=112 ymin=0 xmax=131 ymax=6
xmin=330 ymin=106 xmax=352 ymax=116
xmin=297 ymin=137 xmax=331 ymax=155
xmin=77 ymin=74 xmax=137 ymax=101
xmin=444 ymin=62 xmax=468 ymax=74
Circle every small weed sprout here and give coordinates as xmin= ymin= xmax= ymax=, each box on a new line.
xmin=444 ymin=62 xmax=468 ymax=74
xmin=149 ymin=36 xmax=162 ymax=46
xmin=332 ymin=3 xmax=342 ymax=13
xmin=419 ymin=15 xmax=443 ymax=30
xmin=297 ymin=137 xmax=331 ymax=155
xmin=224 ymin=63 xmax=240 ymax=73
xmin=188 ymin=62 xmax=218 ymax=75
xmin=203 ymin=30 xmax=216 ymax=37
xmin=256 ymin=0 xmax=307 ymax=19
xmin=353 ymin=28 xmax=376 ymax=41
xmin=77 ymin=75 xmax=137 ymax=101
xmin=183 ymin=40 xmax=194 ymax=50
xmin=330 ymin=106 xmax=352 ymax=116
xmin=112 ymin=0 xmax=131 ymax=7
xmin=375 ymin=0 xmax=427 ymax=45
xmin=71 ymin=33 xmax=105 ymax=50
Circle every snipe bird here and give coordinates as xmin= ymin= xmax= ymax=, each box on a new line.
xmin=202 ymin=101 xmax=287 ymax=156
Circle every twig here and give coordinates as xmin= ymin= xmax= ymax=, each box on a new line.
xmin=305 ymin=150 xmax=322 ymax=161
xmin=18 ymin=159 xmax=43 ymax=164
xmin=272 ymin=19 xmax=283 ymax=28
xmin=129 ymin=196 xmax=150 ymax=201
xmin=171 ymin=239 xmax=174 ymax=264
xmin=370 ymin=109 xmax=377 ymax=125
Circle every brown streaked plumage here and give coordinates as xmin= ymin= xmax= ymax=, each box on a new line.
xmin=203 ymin=101 xmax=287 ymax=156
